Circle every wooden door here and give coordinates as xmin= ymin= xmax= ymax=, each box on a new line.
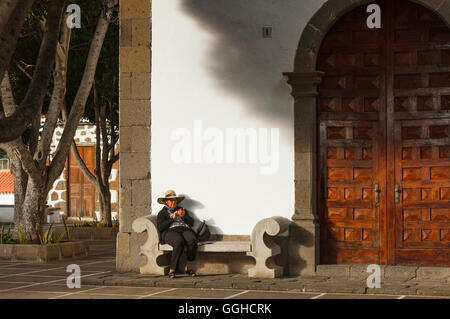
xmin=388 ymin=1 xmax=450 ymax=265
xmin=318 ymin=0 xmax=449 ymax=265
xmin=317 ymin=2 xmax=387 ymax=264
xmin=68 ymin=146 xmax=95 ymax=218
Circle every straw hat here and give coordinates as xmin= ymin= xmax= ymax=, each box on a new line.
xmin=157 ymin=189 xmax=185 ymax=205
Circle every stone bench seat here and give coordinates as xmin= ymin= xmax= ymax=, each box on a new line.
xmin=159 ymin=241 xmax=252 ymax=253
xmin=132 ymin=214 xmax=291 ymax=278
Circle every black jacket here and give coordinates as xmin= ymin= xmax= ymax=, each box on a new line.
xmin=156 ymin=206 xmax=195 ymax=244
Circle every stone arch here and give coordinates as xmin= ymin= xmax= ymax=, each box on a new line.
xmin=294 ymin=0 xmax=450 ymax=73
xmin=284 ymin=0 xmax=450 ymax=276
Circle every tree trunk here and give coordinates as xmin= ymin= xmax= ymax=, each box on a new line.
xmin=99 ymin=186 xmax=112 ymax=227
xmin=9 ymin=153 xmax=27 ymax=226
xmin=21 ymin=179 xmax=46 ymax=242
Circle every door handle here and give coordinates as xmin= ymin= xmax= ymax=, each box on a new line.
xmin=374 ymin=183 xmax=381 ymax=203
xmin=394 ymin=184 xmax=401 ymax=204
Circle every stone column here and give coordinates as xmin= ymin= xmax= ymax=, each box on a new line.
xmin=117 ymin=0 xmax=152 ymax=272
xmin=283 ymin=72 xmax=323 ymax=276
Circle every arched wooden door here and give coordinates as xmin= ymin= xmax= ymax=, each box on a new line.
xmin=318 ymin=0 xmax=449 ymax=266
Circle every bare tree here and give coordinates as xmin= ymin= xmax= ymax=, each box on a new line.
xmin=0 ymin=0 xmax=118 ymax=241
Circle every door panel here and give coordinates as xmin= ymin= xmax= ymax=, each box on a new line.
xmin=69 ymin=146 xmax=95 ymax=218
xmin=317 ymin=3 xmax=386 ymax=264
xmin=388 ymin=0 xmax=450 ymax=265
xmin=318 ymin=0 xmax=449 ymax=265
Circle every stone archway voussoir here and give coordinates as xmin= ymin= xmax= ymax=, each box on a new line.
xmin=294 ymin=0 xmax=450 ymax=73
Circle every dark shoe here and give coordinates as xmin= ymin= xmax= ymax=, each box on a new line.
xmin=185 ymin=269 xmax=196 ymax=277
xmin=168 ymin=271 xmax=176 ymax=279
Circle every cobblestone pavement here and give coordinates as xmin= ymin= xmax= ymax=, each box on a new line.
xmin=0 ymin=241 xmax=448 ymax=299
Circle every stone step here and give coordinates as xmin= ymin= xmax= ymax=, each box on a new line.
xmin=315 ymin=264 xmax=450 ymax=281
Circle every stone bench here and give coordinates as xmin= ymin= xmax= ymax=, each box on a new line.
xmin=132 ymin=215 xmax=290 ymax=278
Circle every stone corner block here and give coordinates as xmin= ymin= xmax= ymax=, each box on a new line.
xmin=120 ymin=72 xmax=132 ymax=100
xmin=119 ymin=152 xmax=150 ymax=180
xmin=119 ymin=99 xmax=151 ymax=127
xmin=116 ymin=231 xmax=147 ymax=272
xmin=120 ymin=0 xmax=151 ymax=20
xmin=120 ymin=46 xmax=151 ymax=73
xmin=131 ymin=72 xmax=151 ymax=100
xmin=132 ymin=18 xmax=151 ymax=47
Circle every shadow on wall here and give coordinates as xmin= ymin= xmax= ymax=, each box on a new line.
xmin=288 ymin=223 xmax=316 ymax=275
xmin=180 ymin=194 xmax=224 ymax=234
xmin=179 ymin=0 xmax=320 ymax=127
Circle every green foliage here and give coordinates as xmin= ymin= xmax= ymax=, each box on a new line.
xmin=38 ymin=223 xmax=65 ymax=245
xmin=38 ymin=222 xmax=53 ymax=245
xmin=62 ymin=216 xmax=73 ymax=241
xmin=73 ymin=216 xmax=93 ymax=227
xmin=15 ymin=224 xmax=27 ymax=244
xmin=112 ymin=216 xmax=119 ymax=228
xmin=0 ymin=224 xmax=15 ymax=244
xmin=24 ymin=1 xmax=50 ymax=29
xmin=0 ymin=149 xmax=8 ymax=159
xmin=72 ymin=215 xmax=115 ymax=228
xmin=92 ymin=214 xmax=99 ymax=228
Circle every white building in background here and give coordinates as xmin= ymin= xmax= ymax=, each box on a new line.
xmin=0 ymin=169 xmax=14 ymax=223
xmin=0 ymin=120 xmax=119 ymax=223
xmin=46 ymin=119 xmax=120 ymax=221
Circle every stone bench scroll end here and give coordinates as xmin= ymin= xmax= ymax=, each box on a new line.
xmin=247 ymin=216 xmax=291 ymax=279
xmin=132 ymin=214 xmax=169 ymax=275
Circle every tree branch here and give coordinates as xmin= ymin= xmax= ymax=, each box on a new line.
xmin=1 ymin=72 xmax=16 ymax=116
xmin=0 ymin=139 xmax=39 ymax=181
xmin=100 ymin=105 xmax=109 ymax=184
xmin=94 ymin=92 xmax=103 ymax=186
xmin=0 ymin=0 xmax=19 ymax=36
xmin=13 ymin=59 xmax=54 ymax=100
xmin=105 ymin=133 xmax=119 ymax=154
xmin=35 ymin=12 xmax=72 ymax=168
xmin=0 ymin=0 xmax=66 ymax=143
xmin=105 ymin=150 xmax=119 ymax=180
xmin=28 ymin=112 xmax=40 ymax=157
xmin=0 ymin=0 xmax=34 ymax=82
xmin=1 ymin=72 xmax=40 ymax=181
xmin=70 ymin=140 xmax=98 ymax=186
xmin=48 ymin=0 xmax=115 ymax=187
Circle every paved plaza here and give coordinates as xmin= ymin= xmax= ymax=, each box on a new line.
xmin=0 ymin=241 xmax=448 ymax=299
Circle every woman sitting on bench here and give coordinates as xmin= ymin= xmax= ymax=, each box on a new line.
xmin=156 ymin=190 xmax=197 ymax=278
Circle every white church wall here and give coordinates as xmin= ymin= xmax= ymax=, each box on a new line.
xmin=151 ymin=0 xmax=326 ymax=234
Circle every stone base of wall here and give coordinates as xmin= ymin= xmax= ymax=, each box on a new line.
xmin=116 ymin=231 xmax=148 ymax=272
xmin=0 ymin=241 xmax=89 ymax=262
xmin=53 ymin=227 xmax=119 ymax=241
xmin=71 ymin=227 xmax=119 ymax=241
